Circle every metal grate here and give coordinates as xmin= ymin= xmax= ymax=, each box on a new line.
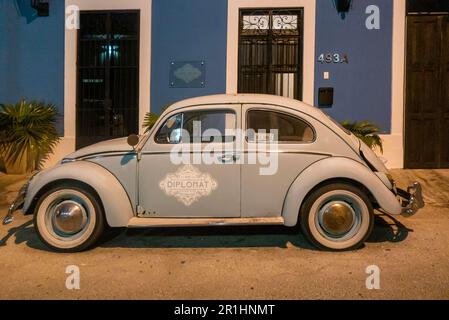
xmin=76 ymin=11 xmax=140 ymax=149
xmin=238 ymin=9 xmax=304 ymax=100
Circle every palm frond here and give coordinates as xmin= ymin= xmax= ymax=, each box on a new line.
xmin=142 ymin=104 xmax=170 ymax=133
xmin=142 ymin=112 xmax=160 ymax=132
xmin=0 ymin=99 xmax=60 ymax=172
xmin=340 ymin=120 xmax=383 ymax=153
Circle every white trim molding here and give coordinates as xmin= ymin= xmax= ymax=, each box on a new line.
xmin=51 ymin=0 xmax=151 ymax=167
xmin=379 ymin=0 xmax=406 ymax=169
xmin=226 ymin=0 xmax=316 ymax=106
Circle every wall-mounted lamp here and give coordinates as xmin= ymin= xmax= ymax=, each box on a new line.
xmin=335 ymin=0 xmax=352 ymax=13
xmin=31 ymin=0 xmax=49 ymax=17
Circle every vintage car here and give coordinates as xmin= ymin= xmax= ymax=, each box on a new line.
xmin=3 ymin=94 xmax=424 ymax=252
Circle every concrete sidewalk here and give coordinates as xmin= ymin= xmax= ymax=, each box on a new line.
xmin=0 ymin=170 xmax=448 ymax=300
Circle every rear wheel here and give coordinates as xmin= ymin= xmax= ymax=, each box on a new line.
xmin=300 ymin=183 xmax=374 ymax=251
xmin=34 ymin=184 xmax=105 ymax=252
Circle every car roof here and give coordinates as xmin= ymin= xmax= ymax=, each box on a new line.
xmin=144 ymin=94 xmax=360 ymax=154
xmin=164 ymin=94 xmax=326 ymax=120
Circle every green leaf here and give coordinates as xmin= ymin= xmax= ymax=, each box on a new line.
xmin=340 ymin=120 xmax=383 ymax=153
xmin=142 ymin=112 xmax=160 ymax=133
xmin=142 ymin=104 xmax=170 ymax=133
xmin=0 ymin=99 xmax=61 ymax=172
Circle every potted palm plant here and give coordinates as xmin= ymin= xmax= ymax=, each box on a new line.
xmin=0 ymin=100 xmax=60 ymax=174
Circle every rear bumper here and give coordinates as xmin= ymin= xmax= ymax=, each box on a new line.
xmin=397 ymin=182 xmax=425 ymax=217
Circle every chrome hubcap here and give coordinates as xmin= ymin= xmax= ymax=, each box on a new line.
xmin=319 ymin=201 xmax=355 ymax=237
xmin=51 ymin=200 xmax=88 ymax=236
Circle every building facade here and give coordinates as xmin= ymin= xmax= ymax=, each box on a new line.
xmin=0 ymin=0 xmax=447 ymax=169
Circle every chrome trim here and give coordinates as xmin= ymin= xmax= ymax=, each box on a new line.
xmin=52 ymin=200 xmax=88 ymax=235
xmin=2 ymin=172 xmax=39 ymax=225
xmin=3 ymin=183 xmax=28 ymax=225
xmin=127 ymin=216 xmax=285 ymax=228
xmin=61 ymin=158 xmax=77 ymax=164
xmin=399 ymin=182 xmax=425 ymax=217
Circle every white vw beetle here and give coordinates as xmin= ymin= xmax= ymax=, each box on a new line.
xmin=4 ymin=94 xmax=424 ymax=252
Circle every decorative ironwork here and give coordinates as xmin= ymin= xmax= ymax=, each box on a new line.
xmin=242 ymin=15 xmax=270 ymax=31
xmin=238 ymin=9 xmax=303 ymax=100
xmin=241 ymin=11 xmax=299 ymax=35
xmin=272 ymin=14 xmax=298 ymax=30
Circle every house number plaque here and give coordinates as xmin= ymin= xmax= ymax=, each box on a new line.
xmin=317 ymin=53 xmax=349 ymax=64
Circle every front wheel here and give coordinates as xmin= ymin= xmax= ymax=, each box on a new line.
xmin=300 ymin=183 xmax=374 ymax=251
xmin=34 ymin=184 xmax=105 ymax=252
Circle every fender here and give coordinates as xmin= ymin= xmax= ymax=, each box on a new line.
xmin=23 ymin=161 xmax=134 ymax=227
xmin=281 ymin=157 xmax=402 ymax=227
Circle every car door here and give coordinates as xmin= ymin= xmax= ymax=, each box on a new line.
xmin=138 ymin=104 xmax=241 ymax=218
xmin=241 ymin=104 xmax=329 ymax=218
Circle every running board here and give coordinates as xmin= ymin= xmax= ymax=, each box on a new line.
xmin=127 ymin=217 xmax=284 ymax=228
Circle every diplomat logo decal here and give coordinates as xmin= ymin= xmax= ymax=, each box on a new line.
xmin=159 ymin=165 xmax=218 ymax=206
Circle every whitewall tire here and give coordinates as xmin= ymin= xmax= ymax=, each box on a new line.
xmin=34 ymin=184 xmax=105 ymax=252
xmin=300 ymin=183 xmax=374 ymax=251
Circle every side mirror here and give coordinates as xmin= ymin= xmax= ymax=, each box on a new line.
xmin=127 ymin=134 xmax=140 ymax=148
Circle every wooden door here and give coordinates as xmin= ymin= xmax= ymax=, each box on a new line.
xmin=405 ymin=15 xmax=449 ymax=168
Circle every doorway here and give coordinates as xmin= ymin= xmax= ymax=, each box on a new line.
xmin=405 ymin=2 xmax=449 ymax=168
xmin=76 ymin=11 xmax=140 ymax=149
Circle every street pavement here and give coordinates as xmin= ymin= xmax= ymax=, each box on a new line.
xmin=0 ymin=170 xmax=448 ymax=299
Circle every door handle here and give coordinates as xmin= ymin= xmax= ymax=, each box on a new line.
xmin=218 ymin=153 xmax=239 ymax=163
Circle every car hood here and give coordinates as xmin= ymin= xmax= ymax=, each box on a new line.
xmin=64 ymin=137 xmax=133 ymax=160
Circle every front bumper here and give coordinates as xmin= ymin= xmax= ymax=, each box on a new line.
xmin=2 ymin=180 xmax=31 ymax=225
xmin=397 ymin=182 xmax=425 ymax=217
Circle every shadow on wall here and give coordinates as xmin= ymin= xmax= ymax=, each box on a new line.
xmin=14 ymin=0 xmax=39 ymax=24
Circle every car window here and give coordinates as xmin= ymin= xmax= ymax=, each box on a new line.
xmin=247 ymin=110 xmax=315 ymax=143
xmin=155 ymin=110 xmax=236 ymax=144
xmin=183 ymin=110 xmax=236 ymax=143
xmin=155 ymin=113 xmax=183 ymax=144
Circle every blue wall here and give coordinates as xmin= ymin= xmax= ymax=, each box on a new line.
xmin=0 ymin=0 xmax=393 ymax=135
xmin=151 ymin=0 xmax=228 ymax=115
xmin=315 ymin=0 xmax=393 ymax=133
xmin=151 ymin=0 xmax=393 ymax=131
xmin=0 ymin=0 xmax=65 ymax=133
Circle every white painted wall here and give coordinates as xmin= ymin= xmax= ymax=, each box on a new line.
xmin=378 ymin=0 xmax=406 ymax=169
